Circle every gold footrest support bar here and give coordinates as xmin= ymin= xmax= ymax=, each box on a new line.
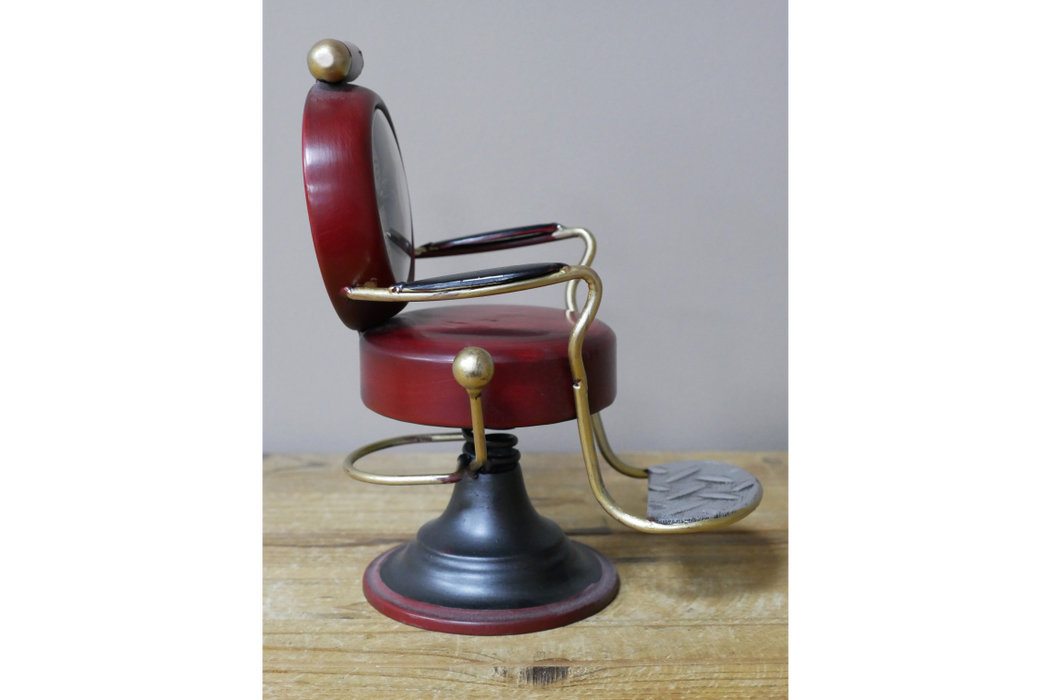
xmin=563 ymin=268 xmax=761 ymax=533
xmin=591 ymin=412 xmax=648 ymax=479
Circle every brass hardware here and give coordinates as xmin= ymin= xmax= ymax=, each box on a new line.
xmin=551 ymin=227 xmax=595 ymax=314
xmin=591 ymin=412 xmax=648 ymax=478
xmin=408 ymin=225 xmax=593 ymax=312
xmin=452 ymin=347 xmax=496 ymax=470
xmin=307 ymin=39 xmax=364 ymax=83
xmin=345 ymin=264 xmax=577 ymax=302
xmin=344 ymin=432 xmax=465 ymax=485
xmin=307 ymin=39 xmax=350 ymax=82
xmin=560 ymin=268 xmax=762 ymax=533
xmin=343 ymin=255 xmax=761 ymax=532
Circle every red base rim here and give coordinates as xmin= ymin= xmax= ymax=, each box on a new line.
xmin=362 ymin=544 xmax=620 ymax=635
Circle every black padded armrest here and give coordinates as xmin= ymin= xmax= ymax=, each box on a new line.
xmin=414 ymin=223 xmax=563 ymax=258
xmin=392 ymin=262 xmax=568 ymax=293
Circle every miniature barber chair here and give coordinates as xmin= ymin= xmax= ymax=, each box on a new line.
xmin=301 ymin=40 xmax=763 ymax=635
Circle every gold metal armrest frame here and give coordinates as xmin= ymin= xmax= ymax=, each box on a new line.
xmin=344 ymin=263 xmax=760 ymax=533
xmin=411 ymin=225 xmax=595 ymax=314
xmin=551 ymin=227 xmax=595 ymax=313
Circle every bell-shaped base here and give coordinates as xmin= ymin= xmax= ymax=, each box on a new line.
xmin=362 ymin=450 xmax=619 ymax=635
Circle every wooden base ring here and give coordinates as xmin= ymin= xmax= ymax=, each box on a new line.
xmin=363 ymin=544 xmax=620 ymax=635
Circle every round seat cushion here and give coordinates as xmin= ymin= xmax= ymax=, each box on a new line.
xmin=360 ymin=304 xmax=616 ymax=429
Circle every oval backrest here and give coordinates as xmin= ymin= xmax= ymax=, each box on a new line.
xmin=302 ymin=82 xmax=415 ymax=330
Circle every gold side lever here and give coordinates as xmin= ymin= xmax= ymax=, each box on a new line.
xmin=452 ymin=347 xmax=495 ymax=470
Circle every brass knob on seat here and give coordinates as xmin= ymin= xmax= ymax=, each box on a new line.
xmin=307 ymin=39 xmax=364 ymax=83
xmin=453 ymin=347 xmax=495 ymax=469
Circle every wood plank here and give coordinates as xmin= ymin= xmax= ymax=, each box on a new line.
xmin=264 ymin=450 xmax=788 ymax=698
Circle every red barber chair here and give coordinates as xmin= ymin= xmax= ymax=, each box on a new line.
xmin=301 ymin=39 xmax=763 ymax=635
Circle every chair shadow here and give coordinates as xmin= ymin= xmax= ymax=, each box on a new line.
xmin=583 ymin=528 xmax=786 ymax=599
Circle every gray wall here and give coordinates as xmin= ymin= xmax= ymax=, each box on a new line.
xmin=264 ymin=0 xmax=787 ymax=453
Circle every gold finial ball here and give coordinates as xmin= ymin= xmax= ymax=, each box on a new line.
xmin=453 ymin=347 xmax=495 ymax=390
xmin=307 ymin=39 xmax=364 ymax=83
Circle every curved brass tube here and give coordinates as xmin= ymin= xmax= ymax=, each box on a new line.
xmin=346 ymin=265 xmax=577 ymax=302
xmin=343 ymin=432 xmax=465 ymax=485
xmin=591 ymin=412 xmax=648 ymax=479
xmin=552 ymin=227 xmax=595 ymax=313
xmin=564 ymin=267 xmax=762 ymax=533
xmin=345 ymin=261 xmax=760 ymax=533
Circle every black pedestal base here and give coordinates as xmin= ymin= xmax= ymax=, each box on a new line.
xmin=363 ymin=543 xmax=618 ymax=635
xmin=362 ymin=433 xmax=619 ymax=635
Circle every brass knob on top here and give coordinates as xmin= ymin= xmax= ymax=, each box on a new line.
xmin=453 ymin=347 xmax=495 ymax=469
xmin=307 ymin=39 xmax=364 ymax=83
xmin=453 ymin=347 xmax=495 ymax=392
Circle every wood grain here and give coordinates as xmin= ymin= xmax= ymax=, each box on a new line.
xmin=264 ymin=450 xmax=788 ymax=698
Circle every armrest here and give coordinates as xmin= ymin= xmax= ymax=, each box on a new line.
xmin=414 ymin=224 xmax=596 ymax=313
xmin=343 ymin=263 xmax=587 ymax=303
xmin=392 ymin=262 xmax=567 ymax=293
xmin=414 ymin=223 xmax=563 ymax=258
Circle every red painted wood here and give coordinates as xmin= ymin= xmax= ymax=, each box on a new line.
xmin=302 ymin=83 xmax=414 ymax=330
xmin=360 ymin=304 xmax=616 ymax=428
xmin=362 ymin=545 xmax=620 ymax=635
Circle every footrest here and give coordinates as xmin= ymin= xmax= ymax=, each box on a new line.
xmin=647 ymin=461 xmax=763 ymax=525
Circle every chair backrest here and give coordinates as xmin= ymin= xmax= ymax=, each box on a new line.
xmin=302 ymin=82 xmax=415 ymax=330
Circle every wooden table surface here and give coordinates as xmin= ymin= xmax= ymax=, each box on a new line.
xmin=264 ymin=450 xmax=788 ymax=698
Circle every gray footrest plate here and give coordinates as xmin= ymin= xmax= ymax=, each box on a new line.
xmin=647 ymin=460 xmax=763 ymax=525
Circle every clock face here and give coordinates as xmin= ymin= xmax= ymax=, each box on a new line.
xmin=371 ymin=109 xmax=413 ymax=283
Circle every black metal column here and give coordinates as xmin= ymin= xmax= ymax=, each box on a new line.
xmin=378 ymin=432 xmax=606 ymax=610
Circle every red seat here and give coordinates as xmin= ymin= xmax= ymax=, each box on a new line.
xmin=360 ymin=304 xmax=616 ymax=428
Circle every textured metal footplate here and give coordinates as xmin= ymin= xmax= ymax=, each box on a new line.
xmin=647 ymin=461 xmax=763 ymax=525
